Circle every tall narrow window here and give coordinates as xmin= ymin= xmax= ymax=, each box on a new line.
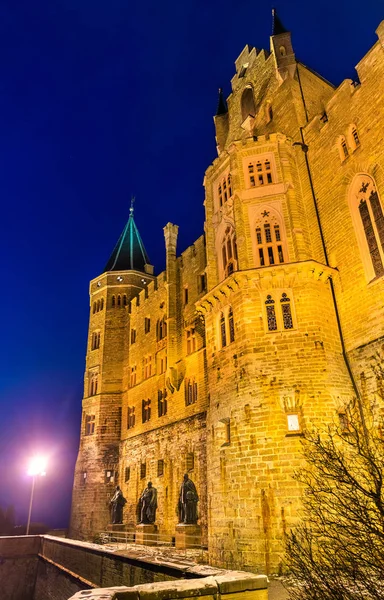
xmin=186 ymin=328 xmax=196 ymax=354
xmin=143 ymin=356 xmax=152 ymax=379
xmin=127 ymin=406 xmax=135 ymax=429
xmin=184 ymin=287 xmax=189 ymax=305
xmin=350 ymin=176 xmax=384 ymax=280
xmin=228 ymin=307 xmax=235 ymax=343
xmin=123 ymin=295 xmax=127 ymax=307
xmin=241 ymin=86 xmax=256 ymax=121
xmin=351 ymin=127 xmax=360 ymax=148
xmin=144 ymin=317 xmax=151 ymax=333
xmin=125 ymin=467 xmax=131 ymax=482
xmin=140 ymin=463 xmax=146 ymax=479
xmin=339 ymin=136 xmax=348 ymax=161
xmin=280 ymin=293 xmax=294 ymax=329
xmin=220 ymin=312 xmax=226 ymax=347
xmin=142 ymin=399 xmax=151 ymax=423
xmin=265 ymin=296 xmax=277 ymax=331
xmin=157 ymin=317 xmax=167 ymax=340
xmin=89 ymin=373 xmax=98 ymax=396
xmin=157 ymin=459 xmax=164 ymax=477
xmin=111 ymin=296 xmax=116 ymax=308
xmin=186 ymin=452 xmax=195 ymax=472
xmin=221 ymin=226 xmax=238 ymax=277
xmin=158 ymin=389 xmax=167 ymax=417
xmin=117 ymin=295 xmax=121 ymax=307
xmin=185 ymin=379 xmax=197 ymax=406
xmin=93 ymin=302 xmax=97 ymax=314
xmin=130 ymin=328 xmax=137 ymax=344
xmin=130 ymin=365 xmax=137 ymax=387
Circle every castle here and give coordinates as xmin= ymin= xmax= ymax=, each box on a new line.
xmin=70 ymin=12 xmax=384 ymax=573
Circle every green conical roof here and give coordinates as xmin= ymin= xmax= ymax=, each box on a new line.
xmin=104 ymin=206 xmax=151 ymax=273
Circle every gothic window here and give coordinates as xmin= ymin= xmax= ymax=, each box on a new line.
xmin=130 ymin=365 xmax=137 ymax=387
xmin=142 ymin=399 xmax=151 ymax=423
xmin=248 ymin=159 xmax=273 ymax=187
xmin=123 ymin=295 xmax=127 ymax=307
xmin=85 ymin=414 xmax=95 ymax=435
xmin=350 ymin=175 xmax=384 ymax=280
xmin=219 ymin=307 xmax=235 ymax=348
xmin=255 ymin=214 xmax=285 ymax=267
xmin=89 ymin=372 xmax=98 ymax=396
xmin=144 ymin=317 xmax=151 ymax=334
xmin=241 ymin=86 xmax=256 ymax=121
xmin=117 ymin=295 xmax=121 ymax=307
xmin=100 ymin=298 xmax=104 ymax=310
xmin=349 ymin=125 xmax=360 ymax=150
xmin=280 ymin=293 xmax=294 ymax=329
xmin=93 ymin=302 xmax=97 ymax=314
xmin=199 ymin=272 xmax=207 ymax=293
xmin=265 ymin=296 xmax=278 ymax=331
xmin=158 ymin=389 xmax=167 ymax=417
xmin=157 ymin=316 xmax=167 ymax=340
xmin=111 ymin=296 xmax=116 ymax=308
xmin=186 ymin=328 xmax=196 ymax=354
xmin=185 ymin=378 xmax=198 ymax=406
xmin=221 ymin=226 xmax=238 ymax=277
xmin=130 ymin=328 xmax=136 ymax=344
xmin=127 ymin=406 xmax=135 ymax=429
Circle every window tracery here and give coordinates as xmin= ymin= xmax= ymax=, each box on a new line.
xmin=264 ymin=291 xmax=295 ymax=332
xmin=254 ymin=210 xmax=286 ymax=267
xmin=221 ymin=226 xmax=238 ymax=277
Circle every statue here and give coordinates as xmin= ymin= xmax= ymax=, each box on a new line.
xmin=110 ymin=486 xmax=127 ymax=524
xmin=138 ymin=482 xmax=157 ymax=524
xmin=178 ymin=474 xmax=198 ymax=524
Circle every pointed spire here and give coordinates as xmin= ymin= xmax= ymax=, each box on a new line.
xmin=216 ymin=88 xmax=228 ymax=116
xmin=104 ymin=201 xmax=151 ymax=273
xmin=272 ymin=8 xmax=288 ymax=35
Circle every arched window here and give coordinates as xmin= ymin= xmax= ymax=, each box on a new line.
xmin=349 ymin=125 xmax=360 ymax=151
xmin=349 ymin=175 xmax=384 ymax=279
xmin=89 ymin=373 xmax=98 ymax=396
xmin=265 ymin=295 xmax=277 ymax=331
xmin=157 ymin=316 xmax=167 ymax=341
xmin=228 ymin=307 xmax=235 ymax=343
xmin=221 ymin=226 xmax=238 ymax=277
xmin=280 ymin=293 xmax=293 ymax=329
xmin=96 ymin=300 xmax=100 ymax=312
xmin=255 ymin=212 xmax=286 ymax=267
xmin=219 ymin=307 xmax=235 ymax=348
xmin=100 ymin=298 xmax=104 ymax=310
xmin=93 ymin=302 xmax=96 ymax=314
xmin=266 ymin=103 xmax=273 ymax=123
xmin=111 ymin=296 xmax=116 ymax=308
xmin=123 ymin=295 xmax=127 ymax=307
xmin=263 ymin=291 xmax=296 ymax=332
xmin=279 ymin=45 xmax=286 ymax=56
xmin=220 ymin=312 xmax=226 ymax=347
xmin=241 ymin=86 xmax=256 ymax=121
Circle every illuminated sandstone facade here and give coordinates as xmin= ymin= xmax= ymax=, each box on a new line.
xmin=71 ymin=14 xmax=384 ymax=573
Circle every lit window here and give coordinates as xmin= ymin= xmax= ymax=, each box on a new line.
xmin=81 ymin=471 xmax=87 ymax=485
xmin=127 ymin=406 xmax=135 ymax=429
xmin=287 ymin=413 xmax=301 ymax=433
xmin=105 ymin=470 xmax=115 ymax=484
xmin=142 ymin=399 xmax=151 ymax=423
xmin=85 ymin=414 xmax=95 ymax=435
xmin=158 ymin=389 xmax=167 ymax=417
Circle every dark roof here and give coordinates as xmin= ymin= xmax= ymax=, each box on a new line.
xmin=104 ymin=209 xmax=151 ymax=273
xmin=216 ymin=88 xmax=228 ymax=116
xmin=272 ymin=8 xmax=288 ymax=35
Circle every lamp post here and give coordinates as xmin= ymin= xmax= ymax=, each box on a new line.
xmin=26 ymin=457 xmax=47 ymax=535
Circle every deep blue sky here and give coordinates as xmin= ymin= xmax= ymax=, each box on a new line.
xmin=0 ymin=0 xmax=382 ymax=529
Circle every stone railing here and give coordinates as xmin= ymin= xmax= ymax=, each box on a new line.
xmin=68 ymin=572 xmax=268 ymax=600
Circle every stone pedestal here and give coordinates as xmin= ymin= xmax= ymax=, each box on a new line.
xmin=106 ymin=523 xmax=134 ymax=542
xmin=175 ymin=523 xmax=201 ymax=549
xmin=135 ymin=523 xmax=158 ymax=546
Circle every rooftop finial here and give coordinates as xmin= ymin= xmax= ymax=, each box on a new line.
xmin=272 ymin=8 xmax=288 ymax=35
xmin=130 ymin=196 xmax=135 ymax=217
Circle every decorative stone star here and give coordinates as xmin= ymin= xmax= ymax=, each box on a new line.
xmin=262 ymin=210 xmax=270 ymax=217
xmin=359 ymin=182 xmax=369 ymax=193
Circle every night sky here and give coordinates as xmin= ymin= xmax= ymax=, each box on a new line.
xmin=0 ymin=0 xmax=382 ymax=530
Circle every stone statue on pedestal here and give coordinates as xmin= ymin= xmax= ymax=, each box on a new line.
xmin=178 ymin=474 xmax=199 ymax=524
xmin=110 ymin=486 xmax=127 ymax=524
xmin=138 ymin=481 xmax=158 ymax=524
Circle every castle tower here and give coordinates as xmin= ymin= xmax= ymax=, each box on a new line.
xmin=70 ymin=205 xmax=154 ymax=539
xmin=202 ymin=11 xmax=356 ymax=572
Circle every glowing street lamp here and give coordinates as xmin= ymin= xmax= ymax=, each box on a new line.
xmin=26 ymin=456 xmax=47 ymax=535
